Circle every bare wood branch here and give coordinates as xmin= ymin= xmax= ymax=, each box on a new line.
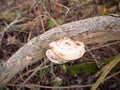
xmin=0 ymin=16 xmax=120 ymax=85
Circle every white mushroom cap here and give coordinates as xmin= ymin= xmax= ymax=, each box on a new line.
xmin=46 ymin=37 xmax=85 ymax=64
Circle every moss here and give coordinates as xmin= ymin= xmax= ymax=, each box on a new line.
xmin=67 ymin=62 xmax=98 ymax=77
xmin=67 ymin=57 xmax=115 ymax=77
xmin=37 ymin=57 xmax=116 ymax=79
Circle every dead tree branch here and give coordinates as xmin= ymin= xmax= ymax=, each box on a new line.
xmin=0 ymin=16 xmax=120 ymax=85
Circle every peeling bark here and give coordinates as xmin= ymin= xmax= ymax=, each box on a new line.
xmin=0 ymin=16 xmax=120 ymax=85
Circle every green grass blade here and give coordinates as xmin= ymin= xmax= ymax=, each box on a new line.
xmin=91 ymin=54 xmax=120 ymax=90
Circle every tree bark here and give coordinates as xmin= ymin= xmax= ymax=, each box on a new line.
xmin=0 ymin=16 xmax=120 ymax=85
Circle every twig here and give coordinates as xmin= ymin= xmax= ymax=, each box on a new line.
xmin=22 ymin=62 xmax=44 ymax=84
xmin=104 ymin=70 xmax=120 ymax=82
xmin=50 ymin=62 xmax=56 ymax=78
xmin=39 ymin=13 xmax=45 ymax=32
xmin=86 ymin=46 xmax=102 ymax=68
xmin=17 ymin=61 xmax=46 ymax=90
xmin=31 ymin=0 xmax=45 ymax=32
xmin=3 ymin=1 xmax=31 ymax=15
xmin=54 ymin=2 xmax=69 ymax=19
xmin=13 ymin=65 xmax=50 ymax=84
xmin=4 ymin=17 xmax=24 ymax=31
xmin=7 ymin=84 xmax=93 ymax=89
xmin=40 ymin=1 xmax=59 ymax=26
xmin=86 ymin=41 xmax=120 ymax=52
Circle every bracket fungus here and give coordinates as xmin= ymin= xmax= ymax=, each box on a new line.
xmin=46 ymin=37 xmax=85 ymax=64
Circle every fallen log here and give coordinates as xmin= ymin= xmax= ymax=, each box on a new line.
xmin=0 ymin=16 xmax=120 ymax=85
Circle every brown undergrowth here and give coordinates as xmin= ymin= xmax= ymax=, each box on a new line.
xmin=0 ymin=0 xmax=120 ymax=90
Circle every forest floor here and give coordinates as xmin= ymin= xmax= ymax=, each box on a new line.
xmin=0 ymin=0 xmax=120 ymax=90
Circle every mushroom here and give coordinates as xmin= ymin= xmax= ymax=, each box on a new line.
xmin=46 ymin=37 xmax=85 ymax=64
